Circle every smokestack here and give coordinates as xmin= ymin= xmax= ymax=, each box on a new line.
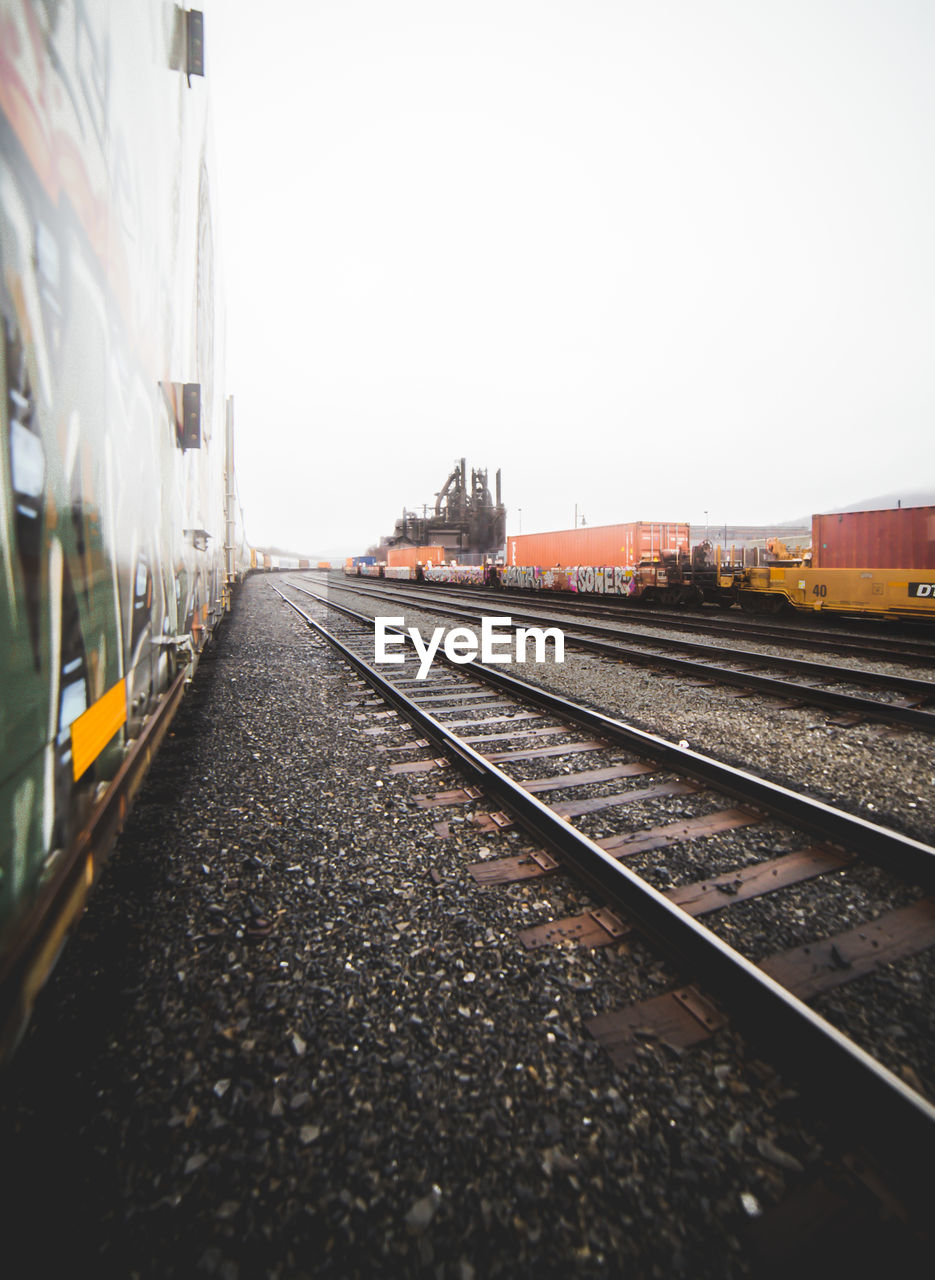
xmin=496 ymin=468 xmax=501 ymax=506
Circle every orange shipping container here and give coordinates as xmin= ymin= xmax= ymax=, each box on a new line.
xmin=385 ymin=544 xmax=446 ymax=569
xmin=812 ymin=507 xmax=935 ymax=569
xmin=506 ymin=522 xmax=690 ymax=568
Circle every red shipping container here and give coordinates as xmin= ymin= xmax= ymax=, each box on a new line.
xmin=385 ymin=544 xmax=446 ymax=568
xmin=812 ymin=507 xmax=935 ymax=569
xmin=506 ymin=522 xmax=689 ymax=568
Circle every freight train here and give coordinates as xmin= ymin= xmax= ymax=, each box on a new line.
xmin=0 ymin=2 xmax=249 ymax=1052
xmin=343 ymin=511 xmax=935 ymax=623
xmin=256 ymin=554 xmax=314 ymax=571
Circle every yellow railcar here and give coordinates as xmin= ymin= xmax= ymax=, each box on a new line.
xmin=739 ymin=567 xmax=935 ymax=620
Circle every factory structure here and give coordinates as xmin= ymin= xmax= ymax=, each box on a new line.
xmin=371 ymin=458 xmax=506 ymax=563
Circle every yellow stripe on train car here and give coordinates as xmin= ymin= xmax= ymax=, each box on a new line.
xmin=70 ymin=678 xmax=127 ymax=780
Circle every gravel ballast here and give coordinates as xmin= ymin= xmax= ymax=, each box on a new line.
xmin=328 ymin=578 xmax=935 ymax=843
xmin=327 ymin=578 xmax=935 ymax=1101
xmin=0 ymin=574 xmax=931 ymax=1278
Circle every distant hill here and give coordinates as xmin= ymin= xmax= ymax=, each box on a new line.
xmin=781 ymin=489 xmax=935 ymax=527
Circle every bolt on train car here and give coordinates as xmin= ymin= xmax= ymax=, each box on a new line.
xmin=0 ymin=2 xmax=251 ymax=1054
xmin=344 ymin=510 xmax=935 ymax=622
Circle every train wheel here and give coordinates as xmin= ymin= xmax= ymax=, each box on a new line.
xmin=740 ymin=591 xmax=787 ymax=615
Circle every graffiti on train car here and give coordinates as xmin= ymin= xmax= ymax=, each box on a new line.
xmin=499 ymin=566 xmax=564 ymax=590
xmin=574 ymin=565 xmax=634 ymax=595
xmin=0 ymin=3 xmax=238 ymax=928
xmin=422 ymin=565 xmax=486 ymax=586
xmin=499 ymin=565 xmax=635 ymax=595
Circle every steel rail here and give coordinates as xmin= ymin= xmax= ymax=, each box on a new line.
xmin=274 ymin=583 xmax=935 ymax=1194
xmin=294 ymin=578 xmax=935 ymax=734
xmin=287 ymin=582 xmax=935 ymax=887
xmin=324 ymin=578 xmax=935 ymax=695
xmin=415 ymin=580 xmax=935 ymax=661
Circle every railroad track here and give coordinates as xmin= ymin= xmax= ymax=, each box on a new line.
xmin=311 ymin=576 xmax=935 ymax=736
xmin=272 ymin=581 xmax=935 ymax=1210
xmin=362 ymin=574 xmax=935 ymax=666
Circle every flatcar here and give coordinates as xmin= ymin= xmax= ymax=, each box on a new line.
xmin=0 ymin=2 xmax=248 ymax=1053
xmin=737 ymin=565 xmax=935 ymax=620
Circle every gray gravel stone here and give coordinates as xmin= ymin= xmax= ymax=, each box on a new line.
xmin=0 ymin=575 xmax=930 ymax=1278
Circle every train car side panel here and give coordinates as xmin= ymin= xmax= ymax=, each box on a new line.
xmin=741 ymin=567 xmax=935 ymax=619
xmin=0 ymin=1 xmax=235 ymax=1025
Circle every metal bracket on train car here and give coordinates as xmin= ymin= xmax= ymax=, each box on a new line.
xmin=186 ymin=11 xmax=205 ymax=82
xmin=181 ymin=383 xmax=202 ymax=448
xmin=152 ymin=635 xmax=194 ymax=653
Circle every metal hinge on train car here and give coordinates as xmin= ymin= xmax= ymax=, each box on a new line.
xmin=181 ymin=383 xmax=202 ymax=448
xmin=184 ymin=528 xmax=211 ymax=551
xmin=187 ymin=11 xmax=205 ymax=82
xmin=152 ymin=637 xmax=195 ymax=671
xmin=158 ymin=381 xmax=202 ymax=449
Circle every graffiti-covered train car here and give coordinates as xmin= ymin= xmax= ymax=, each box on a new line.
xmin=0 ymin=1 xmax=248 ymax=1052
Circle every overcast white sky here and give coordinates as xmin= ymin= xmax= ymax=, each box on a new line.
xmin=207 ymin=0 xmax=934 ymax=558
